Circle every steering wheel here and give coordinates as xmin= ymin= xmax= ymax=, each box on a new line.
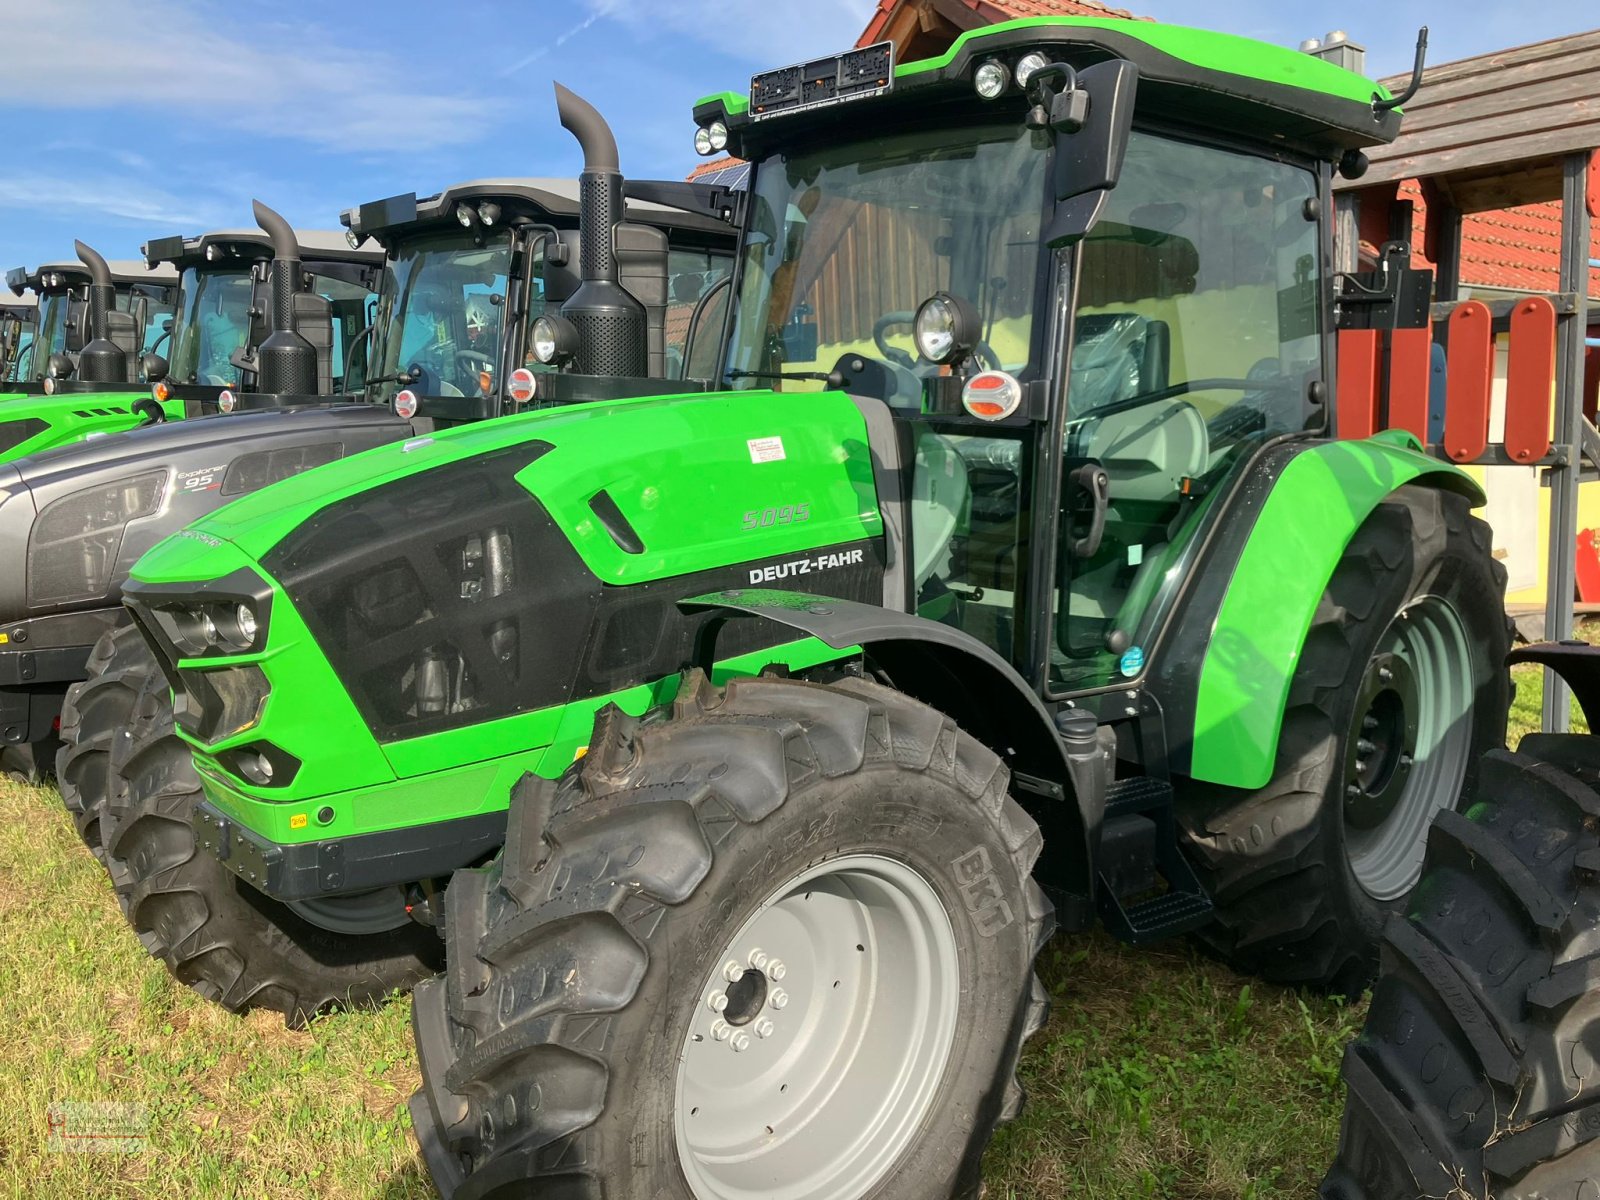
xmin=874 ymin=311 xmax=1007 ymax=374
xmin=456 ymin=348 xmax=494 ymax=376
xmin=872 ymin=312 xmax=918 ymax=370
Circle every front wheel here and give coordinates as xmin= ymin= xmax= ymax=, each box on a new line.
xmin=409 ymin=671 xmax=1052 ymax=1200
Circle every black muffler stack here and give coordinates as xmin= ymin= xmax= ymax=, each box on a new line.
xmin=252 ymin=199 xmax=316 ymax=396
xmin=73 ymin=241 xmax=127 ymax=384
xmin=555 ymin=83 xmax=646 ymax=377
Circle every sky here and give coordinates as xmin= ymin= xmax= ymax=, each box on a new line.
xmin=1 ymin=0 xmax=1594 ymax=271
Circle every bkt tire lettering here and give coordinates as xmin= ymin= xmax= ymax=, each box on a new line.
xmin=951 ymin=845 xmax=1014 ymax=936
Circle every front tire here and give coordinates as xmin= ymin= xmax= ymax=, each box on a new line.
xmin=1175 ymin=486 xmax=1510 ymax=993
xmin=1323 ymin=737 xmax=1600 ymax=1198
xmin=410 ymin=671 xmax=1052 ymax=1200
xmin=100 ymin=655 xmax=441 ymax=1026
xmin=56 ymin=624 xmax=151 ymax=858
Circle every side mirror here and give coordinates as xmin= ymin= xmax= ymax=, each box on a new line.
xmin=46 ymin=352 xmax=75 ymax=380
xmin=141 ymin=352 xmax=169 ymax=384
xmin=162 ymin=319 xmax=174 ymax=332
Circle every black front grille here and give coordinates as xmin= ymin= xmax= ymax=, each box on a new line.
xmin=175 ymin=664 xmax=270 ymax=744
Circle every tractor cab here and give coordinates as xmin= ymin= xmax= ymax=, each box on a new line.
xmin=141 ymin=220 xmax=383 ymax=417
xmin=2 ymin=257 xmax=177 ymax=398
xmin=345 ymin=178 xmax=735 ymax=431
xmin=0 ymin=291 xmax=35 ymax=383
xmin=691 ymin=26 xmax=1398 ymax=700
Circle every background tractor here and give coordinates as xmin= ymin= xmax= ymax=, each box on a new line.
xmin=107 ymin=16 xmax=1523 ymax=1195
xmin=48 ymin=170 xmax=735 ymax=1015
xmin=0 ymin=289 xmax=36 ymax=381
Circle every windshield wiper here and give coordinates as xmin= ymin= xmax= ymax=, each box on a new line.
xmin=726 ymin=368 xmax=840 ymax=385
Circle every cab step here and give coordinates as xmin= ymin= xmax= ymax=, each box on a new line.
xmin=1096 ymin=777 xmax=1214 ymax=944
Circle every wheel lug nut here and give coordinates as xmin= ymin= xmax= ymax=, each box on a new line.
xmin=730 ymin=1032 xmax=751 ymax=1053
xmin=754 ymin=1019 xmax=775 ymax=1039
xmin=1357 ymin=738 xmax=1377 ymax=757
xmin=710 ymin=1018 xmax=731 ymax=1042
xmin=1378 ymin=667 xmax=1393 ymax=684
xmin=1362 ymin=716 xmax=1379 ymax=731
xmin=1345 ymin=785 xmax=1361 ymax=799
xmin=1399 ymin=754 xmax=1413 ymax=767
xmin=767 ymin=958 xmax=786 ymax=981
xmin=770 ymin=988 xmax=789 ymax=1010
xmin=748 ymin=947 xmax=770 ymax=971
xmin=708 ymin=991 xmax=729 ymax=1013
xmin=723 ymin=960 xmax=744 ymax=983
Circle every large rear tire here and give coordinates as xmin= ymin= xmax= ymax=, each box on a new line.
xmin=56 ymin=624 xmax=151 ymax=860
xmin=1174 ymin=486 xmax=1510 ymax=993
xmin=100 ymin=653 xmax=441 ymax=1026
xmin=409 ymin=671 xmax=1053 ymax=1200
xmin=1322 ymin=737 xmax=1600 ymax=1198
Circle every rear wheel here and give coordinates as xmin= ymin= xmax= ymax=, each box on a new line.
xmin=409 ymin=671 xmax=1052 ymax=1200
xmin=1323 ymin=737 xmax=1600 ymax=1198
xmin=100 ymin=657 xmax=440 ymax=1026
xmin=56 ymin=624 xmax=151 ymax=860
xmin=1175 ymin=486 xmax=1510 ymax=993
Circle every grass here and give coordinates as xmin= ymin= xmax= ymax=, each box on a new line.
xmin=0 ymin=772 xmax=1370 ymax=1199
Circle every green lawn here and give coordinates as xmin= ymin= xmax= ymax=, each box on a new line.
xmin=0 ymin=771 xmax=1365 ymax=1199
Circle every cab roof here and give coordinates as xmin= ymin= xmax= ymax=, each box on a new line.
xmin=342 ymin=176 xmax=730 ymax=240
xmin=7 ymin=258 xmax=179 ymax=295
xmin=140 ymin=228 xmax=385 ymax=270
xmin=694 ymin=16 xmax=1402 ymax=159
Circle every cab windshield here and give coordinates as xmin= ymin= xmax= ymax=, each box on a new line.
xmin=168 ymin=267 xmax=253 ymax=386
xmin=724 ymin=122 xmax=1050 ymax=404
xmin=19 ymin=291 xmax=71 ymax=382
xmin=369 ymin=230 xmax=511 ymax=402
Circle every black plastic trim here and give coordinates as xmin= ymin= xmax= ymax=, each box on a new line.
xmin=193 ymin=799 xmax=504 ymax=900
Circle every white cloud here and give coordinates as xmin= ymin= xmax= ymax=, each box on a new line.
xmin=0 ymin=172 xmax=229 ymax=228
xmin=6 ymin=0 xmax=481 ymax=153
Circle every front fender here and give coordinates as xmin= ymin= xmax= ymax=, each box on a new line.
xmin=680 ymin=588 xmax=1097 ymax=915
xmin=1185 ymin=432 xmax=1481 ymax=789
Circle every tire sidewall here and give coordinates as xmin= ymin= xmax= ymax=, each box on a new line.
xmin=572 ymin=766 xmax=1035 ymax=1200
xmin=1322 ymin=491 xmax=1509 ymax=948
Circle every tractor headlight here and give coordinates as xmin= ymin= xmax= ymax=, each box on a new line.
xmin=914 ymin=291 xmax=982 ymax=365
xmin=477 ymin=201 xmax=502 ymax=227
xmin=694 ymin=126 xmax=715 ymax=156
xmin=974 ymin=59 xmax=1010 ymax=99
xmin=236 ymin=603 xmax=258 ymax=645
xmin=707 ymin=120 xmax=729 ymax=152
xmin=345 ymin=229 xmax=364 ymax=249
xmin=531 ymin=314 xmax=579 ymax=366
xmin=1015 ymin=52 xmax=1050 ymax=88
xmin=455 ymin=203 xmax=476 ymax=228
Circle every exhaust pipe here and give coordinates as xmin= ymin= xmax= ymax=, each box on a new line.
xmin=554 ymin=83 xmax=645 ymax=377
xmin=252 ymin=199 xmax=316 ymax=395
xmin=73 ymin=240 xmax=128 ymax=384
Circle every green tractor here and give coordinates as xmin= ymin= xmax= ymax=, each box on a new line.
xmin=111 ymin=16 xmax=1526 ymax=1193
xmin=0 ymin=289 xmax=36 ymax=381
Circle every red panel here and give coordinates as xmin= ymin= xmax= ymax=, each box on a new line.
xmin=1443 ymin=301 xmax=1494 ymax=463
xmin=1337 ymin=329 xmax=1382 ymax=439
xmin=1589 ymin=149 xmax=1600 ymax=220
xmin=1386 ymin=327 xmax=1433 ymax=443
xmin=1503 ymin=296 xmax=1557 ymax=464
xmin=1578 ymin=530 xmax=1600 ymax=603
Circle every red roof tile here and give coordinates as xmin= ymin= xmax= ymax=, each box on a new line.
xmin=858 ymin=0 xmax=1143 ymax=48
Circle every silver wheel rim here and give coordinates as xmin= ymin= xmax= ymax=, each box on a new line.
xmin=674 ymin=854 xmax=960 ymax=1200
xmin=1345 ymin=594 xmax=1476 ymax=901
xmin=287 ymin=887 xmax=411 ymax=935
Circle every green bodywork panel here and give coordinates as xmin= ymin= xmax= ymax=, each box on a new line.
xmin=131 ymin=387 xmax=882 ymax=842
xmin=697 ymin=16 xmax=1392 ymax=117
xmin=161 ymin=388 xmax=881 ymax=579
xmin=1188 ymin=432 xmax=1482 ymax=789
xmin=0 ymin=391 xmax=183 ymax=465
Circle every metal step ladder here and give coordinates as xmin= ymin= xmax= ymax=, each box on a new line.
xmin=1096 ymin=776 xmax=1214 ymax=944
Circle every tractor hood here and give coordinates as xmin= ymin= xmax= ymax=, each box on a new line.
xmin=132 ymin=388 xmax=882 ymax=587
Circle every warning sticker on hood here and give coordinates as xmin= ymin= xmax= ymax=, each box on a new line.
xmin=747 ymin=436 xmax=786 ymax=463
